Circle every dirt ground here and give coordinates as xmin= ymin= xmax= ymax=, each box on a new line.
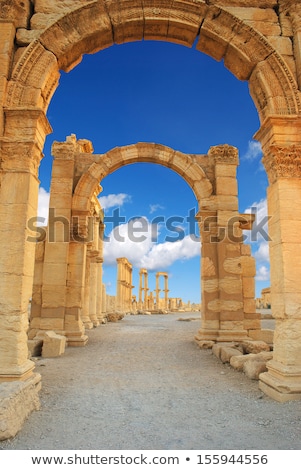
xmin=1 ymin=312 xmax=301 ymax=450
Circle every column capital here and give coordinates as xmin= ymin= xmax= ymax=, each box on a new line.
xmin=263 ymin=144 xmax=301 ymax=184
xmin=208 ymin=144 xmax=239 ymax=166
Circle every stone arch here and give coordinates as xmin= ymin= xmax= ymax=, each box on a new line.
xmin=3 ymin=2 xmax=301 ymax=432
xmin=4 ymin=1 xmax=300 ymax=121
xmin=72 ymin=142 xmax=213 ymax=214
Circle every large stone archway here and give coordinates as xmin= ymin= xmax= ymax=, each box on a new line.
xmin=31 ymin=137 xmax=258 ymax=349
xmin=1 ymin=2 xmax=301 ymax=439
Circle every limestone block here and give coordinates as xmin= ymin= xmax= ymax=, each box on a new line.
xmin=242 ymin=277 xmax=255 ymax=299
xmin=0 ymin=373 xmax=41 ymax=441
xmin=268 ymin=36 xmax=293 ymax=57
xmin=41 ymin=331 xmax=66 ymax=358
xmin=249 ymin=329 xmax=274 ymax=344
xmin=202 ymin=258 xmax=216 ymax=277
xmin=244 ymin=298 xmax=256 ymax=314
xmin=27 ymin=339 xmax=43 ymax=358
xmin=223 ymin=258 xmax=242 ymax=275
xmin=230 ymin=353 xmax=256 ymax=371
xmin=216 ymin=177 xmax=238 ymax=196
xmin=219 ymin=277 xmax=242 ymax=295
xmin=215 ymin=164 xmax=237 ymax=178
xmin=224 ymin=7 xmax=278 ymax=23
xmin=243 ymin=319 xmax=261 ymax=331
xmin=220 ymin=347 xmax=242 ymax=364
xmin=241 ymin=256 xmax=256 ymax=277
xmin=241 ymin=340 xmax=270 ymax=354
xmin=212 ymin=342 xmax=237 ymax=359
xmin=243 ymin=356 xmax=272 ymax=380
xmin=197 ymin=340 xmax=215 ymax=349
xmin=203 ymin=278 xmax=218 ymax=293
xmin=241 ymin=244 xmax=251 ymax=256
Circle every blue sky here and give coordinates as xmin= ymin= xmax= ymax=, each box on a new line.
xmin=38 ymin=40 xmax=270 ymax=303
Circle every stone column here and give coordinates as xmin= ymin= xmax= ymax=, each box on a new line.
xmin=89 ymin=253 xmax=99 ymax=327
xmin=139 ymin=268 xmax=148 ymax=310
xmin=0 ymin=107 xmax=52 ymax=381
xmin=155 ymin=273 xmax=160 ymax=308
xmin=102 ymin=283 xmax=107 ymax=318
xmin=255 ymin=120 xmax=301 ymax=400
xmin=82 ymin=249 xmax=93 ymax=329
xmin=164 ymin=274 xmax=169 ymax=309
xmin=116 ymin=258 xmax=124 ymax=312
xmin=64 ymin=240 xmax=88 ymax=346
xmin=196 ymin=145 xmax=250 ymax=344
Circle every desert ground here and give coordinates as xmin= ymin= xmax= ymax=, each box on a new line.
xmin=1 ymin=311 xmax=300 ymax=451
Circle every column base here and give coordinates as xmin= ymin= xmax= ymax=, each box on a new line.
xmin=196 ymin=328 xmax=249 ymax=343
xmin=0 ymin=360 xmax=35 ymax=382
xmin=0 ymin=372 xmax=41 ymax=441
xmin=259 ymin=360 xmax=301 ymax=402
xmin=65 ymin=332 xmax=88 ymax=347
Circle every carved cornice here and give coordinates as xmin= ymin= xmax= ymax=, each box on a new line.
xmin=263 ymin=145 xmax=301 ymax=183
xmin=208 ymin=144 xmax=239 ymax=165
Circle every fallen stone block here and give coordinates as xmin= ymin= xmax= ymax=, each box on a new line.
xmin=243 ymin=359 xmax=269 ymax=380
xmin=220 ymin=347 xmax=243 ymax=364
xmin=230 ymin=353 xmax=256 ymax=371
xmin=41 ymin=331 xmax=66 ymax=358
xmin=197 ymin=340 xmax=215 ymax=349
xmin=241 ymin=340 xmax=270 ymax=354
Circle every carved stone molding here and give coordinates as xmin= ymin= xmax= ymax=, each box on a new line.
xmin=263 ymin=144 xmax=301 ymax=183
xmin=208 ymin=144 xmax=239 ymax=165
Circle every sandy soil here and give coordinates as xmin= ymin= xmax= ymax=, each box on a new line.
xmin=1 ymin=312 xmax=301 ymax=450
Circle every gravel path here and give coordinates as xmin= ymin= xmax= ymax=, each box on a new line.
xmin=1 ymin=313 xmax=301 ymax=450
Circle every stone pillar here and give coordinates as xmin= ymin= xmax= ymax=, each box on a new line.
xmin=155 ymin=272 xmax=160 ymax=308
xmin=82 ymin=250 xmax=93 ymax=329
xmin=139 ymin=268 xmax=148 ymax=310
xmin=89 ymin=254 xmax=99 ymax=327
xmin=116 ymin=258 xmax=134 ymax=313
xmin=64 ymin=240 xmax=88 ymax=346
xmin=0 ymin=108 xmax=52 ymax=381
xmin=164 ymin=274 xmax=169 ymax=309
xmin=255 ymin=118 xmax=301 ymax=400
xmin=196 ymin=145 xmax=250 ymax=343
xmin=30 ymin=241 xmax=45 ymax=333
xmin=102 ymin=283 xmax=107 ymax=317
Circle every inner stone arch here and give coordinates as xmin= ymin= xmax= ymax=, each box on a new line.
xmin=30 ymin=135 xmax=259 ymax=353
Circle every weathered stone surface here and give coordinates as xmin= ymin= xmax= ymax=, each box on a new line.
xmin=197 ymin=340 xmax=215 ymax=349
xmin=220 ymin=347 xmax=242 ymax=364
xmin=243 ymin=352 xmax=273 ymax=380
xmin=249 ymin=329 xmax=274 ymax=344
xmin=40 ymin=331 xmax=67 ymax=358
xmin=0 ymin=374 xmax=41 ymax=441
xmin=241 ymin=340 xmax=271 ymax=354
xmin=230 ymin=353 xmax=257 ymax=371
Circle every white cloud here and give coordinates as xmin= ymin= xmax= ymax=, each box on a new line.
xmin=256 ymin=265 xmax=270 ymax=281
xmin=37 ymin=187 xmax=50 ymax=226
xmin=149 ymin=203 xmax=165 ymax=214
xmin=98 ymin=193 xmax=131 ymax=210
xmin=254 ymin=242 xmax=270 ymax=264
xmin=140 ymin=235 xmax=200 ymax=270
xmin=103 ymin=216 xmax=200 ymax=270
xmin=242 ymin=140 xmax=262 ymax=161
